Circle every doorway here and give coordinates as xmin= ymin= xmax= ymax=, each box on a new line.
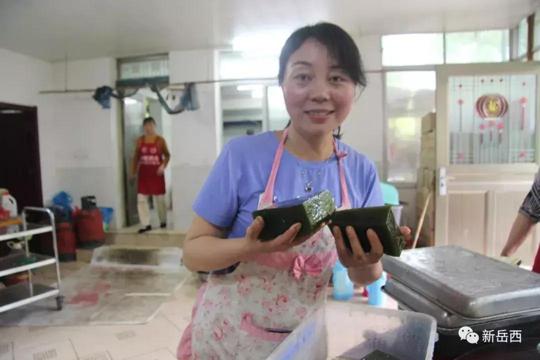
xmin=0 ymin=102 xmax=46 ymax=254
xmin=122 ymin=91 xmax=173 ymax=229
xmin=0 ymin=102 xmax=43 ymax=209
xmin=433 ymin=62 xmax=540 ymax=266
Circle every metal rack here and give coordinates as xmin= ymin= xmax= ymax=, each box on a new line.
xmin=0 ymin=207 xmax=63 ymax=313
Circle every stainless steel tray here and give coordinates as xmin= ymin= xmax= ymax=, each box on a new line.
xmin=384 ymin=277 xmax=540 ymax=333
xmin=381 ymin=246 xmax=540 ymax=318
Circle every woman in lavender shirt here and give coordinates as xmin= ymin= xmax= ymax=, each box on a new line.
xmin=177 ymin=23 xmax=410 ymax=360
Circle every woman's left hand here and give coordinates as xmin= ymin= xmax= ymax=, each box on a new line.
xmin=332 ymin=225 xmax=411 ymax=268
xmin=156 ymin=165 xmax=165 ymax=175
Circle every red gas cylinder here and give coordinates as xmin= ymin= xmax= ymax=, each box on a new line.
xmin=75 ymin=208 xmax=105 ymax=248
xmin=56 ymin=222 xmax=77 ymax=261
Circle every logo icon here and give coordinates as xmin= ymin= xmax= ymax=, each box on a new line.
xmin=459 ymin=326 xmax=479 ymax=344
xmin=466 ymin=332 xmax=480 ymax=344
xmin=459 ymin=326 xmax=473 ymax=340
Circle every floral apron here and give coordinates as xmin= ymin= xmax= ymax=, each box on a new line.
xmin=178 ymin=129 xmax=351 ymax=359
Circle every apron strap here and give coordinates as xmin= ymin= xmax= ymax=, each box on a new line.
xmin=261 ymin=128 xmax=351 ymax=208
xmin=333 ymin=141 xmax=351 ymax=209
xmin=260 ymin=128 xmax=289 ymax=207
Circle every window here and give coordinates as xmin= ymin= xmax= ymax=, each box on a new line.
xmin=382 ymin=34 xmax=444 ymax=66
xmin=445 ymin=30 xmax=509 ymax=63
xmin=517 ymin=18 xmax=529 ymax=58
xmin=448 ymin=74 xmax=537 ymax=164
xmin=218 ymin=50 xmax=285 ymax=145
xmin=385 ymin=72 xmax=436 ymax=182
xmin=221 ymin=84 xmax=264 ymax=145
xmin=383 ymin=30 xmax=511 ymax=66
xmin=382 ymin=29 xmax=511 ymax=182
xmin=220 ymin=83 xmax=288 ymax=145
xmin=118 ymin=54 xmax=169 ymax=80
xmin=267 ymin=86 xmax=289 ymax=131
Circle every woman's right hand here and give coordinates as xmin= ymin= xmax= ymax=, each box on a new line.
xmin=242 ymin=216 xmax=325 ymax=256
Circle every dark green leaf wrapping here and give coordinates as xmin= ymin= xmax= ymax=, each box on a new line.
xmin=330 ymin=206 xmax=405 ymax=257
xmin=252 ymin=190 xmax=335 ymax=241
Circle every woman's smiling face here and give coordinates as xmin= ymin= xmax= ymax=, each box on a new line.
xmin=281 ymin=38 xmax=356 ymax=137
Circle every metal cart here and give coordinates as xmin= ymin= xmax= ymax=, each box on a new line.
xmin=0 ymin=207 xmax=63 ymax=313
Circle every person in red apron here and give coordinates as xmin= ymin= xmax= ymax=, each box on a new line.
xmin=131 ymin=117 xmax=170 ymax=233
xmin=501 ymin=168 xmax=540 ymax=273
xmin=178 ymin=23 xmax=411 ymax=359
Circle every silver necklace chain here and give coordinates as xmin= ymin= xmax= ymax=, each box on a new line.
xmin=300 ymin=167 xmax=323 ymax=193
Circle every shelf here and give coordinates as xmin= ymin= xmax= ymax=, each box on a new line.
xmin=0 ymin=251 xmax=56 ymax=278
xmin=0 ymin=207 xmax=62 ymax=313
xmin=0 ymin=283 xmax=59 ymax=313
xmin=0 ymin=223 xmax=53 ymax=242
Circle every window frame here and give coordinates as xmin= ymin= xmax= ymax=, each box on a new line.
xmin=381 ymin=33 xmax=445 ymax=67
xmin=444 ymin=29 xmax=510 ymax=64
xmin=382 ymin=66 xmax=437 ymax=185
xmin=117 ymin=53 xmax=170 ymax=81
xmin=381 ymin=23 xmax=534 ymax=183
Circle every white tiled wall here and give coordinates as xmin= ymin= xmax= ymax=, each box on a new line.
xmin=51 ymin=58 xmax=116 ymax=91
xmin=169 ymin=50 xmax=221 ymax=232
xmin=0 ymin=50 xmax=124 ymax=228
xmin=1 ymin=35 xmax=414 ymax=232
xmin=42 ymin=58 xmax=123 ymax=229
xmin=0 ymin=48 xmax=53 ymax=106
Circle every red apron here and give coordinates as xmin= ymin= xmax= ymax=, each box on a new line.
xmin=137 ymin=139 xmax=166 ymax=195
xmin=533 ymin=246 xmax=540 ymax=273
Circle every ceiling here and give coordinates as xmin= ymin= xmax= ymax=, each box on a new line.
xmin=0 ymin=0 xmax=539 ymax=62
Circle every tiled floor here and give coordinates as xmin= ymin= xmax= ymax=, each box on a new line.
xmin=0 ymin=266 xmax=199 ymax=360
xmin=0 ymin=270 xmax=398 ymax=360
xmin=112 ymin=225 xmax=181 ymax=236
xmin=118 ymin=210 xmax=177 ymax=234
xmin=0 ymin=231 xmax=398 ymax=360
xmin=104 ymin=231 xmax=184 ymax=249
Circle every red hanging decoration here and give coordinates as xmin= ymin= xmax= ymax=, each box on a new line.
xmin=519 ymin=97 xmax=528 ymax=131
xmin=475 ymin=94 xmax=509 ymax=120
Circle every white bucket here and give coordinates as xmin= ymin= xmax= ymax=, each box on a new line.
xmin=1 ymin=194 xmax=18 ymax=217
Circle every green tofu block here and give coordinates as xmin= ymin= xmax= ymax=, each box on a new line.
xmin=330 ymin=206 xmax=405 ymax=257
xmin=252 ymin=190 xmax=335 ymax=241
xmin=361 ymin=350 xmax=401 ymax=360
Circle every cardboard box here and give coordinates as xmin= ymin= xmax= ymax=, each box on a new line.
xmin=417 ymin=168 xmax=436 ymax=190
xmin=415 ymin=186 xmax=435 ymax=247
xmin=420 ymin=132 xmax=435 ymax=151
xmin=421 ymin=112 xmax=436 ymax=134
xmin=420 ymin=151 xmax=436 ymax=168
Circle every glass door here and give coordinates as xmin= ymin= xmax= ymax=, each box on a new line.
xmin=448 ymin=74 xmax=537 ymax=164
xmin=434 ymin=62 xmax=540 ymax=264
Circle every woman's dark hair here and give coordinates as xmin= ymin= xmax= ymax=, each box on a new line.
xmin=278 ymin=22 xmax=366 ymax=87
xmin=279 ymin=22 xmax=366 ymax=140
xmin=143 ymin=116 xmax=156 ymax=126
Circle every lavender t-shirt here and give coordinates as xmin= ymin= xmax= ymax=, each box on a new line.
xmin=193 ymin=131 xmax=383 ymax=239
